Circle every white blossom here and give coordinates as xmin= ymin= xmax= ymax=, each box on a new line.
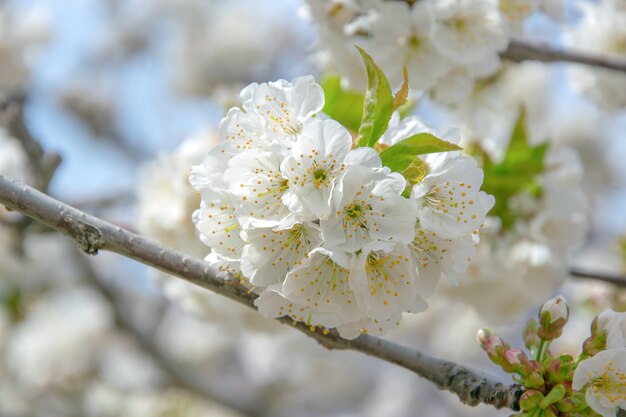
xmin=322 ymin=165 xmax=416 ymax=251
xmin=350 ymin=244 xmax=424 ymax=321
xmin=281 ymin=247 xmax=360 ymax=322
xmin=598 ymin=309 xmax=626 ymax=350
xmin=193 ymin=191 xmax=245 ymax=260
xmin=573 ymin=349 xmax=626 ymax=417
xmin=254 ymin=284 xmax=344 ymax=329
xmin=429 ymin=0 xmax=508 ymax=66
xmin=412 ymin=155 xmax=495 ymax=238
xmin=409 ymin=227 xmax=477 ymax=297
xmin=240 ymin=75 xmax=324 ymax=143
xmin=224 ymin=149 xmax=293 ymax=228
xmin=369 ymin=1 xmax=451 ymax=91
xmin=240 ymin=221 xmax=322 ymax=287
xmin=280 ymin=119 xmax=353 ymax=218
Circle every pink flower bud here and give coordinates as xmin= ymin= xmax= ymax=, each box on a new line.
xmin=503 ymin=348 xmax=524 ymax=365
xmin=484 ymin=335 xmax=505 ymax=356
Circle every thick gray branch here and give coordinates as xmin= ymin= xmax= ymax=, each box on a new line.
xmin=503 ymin=39 xmax=626 ymax=73
xmin=0 ymin=175 xmax=523 ymax=411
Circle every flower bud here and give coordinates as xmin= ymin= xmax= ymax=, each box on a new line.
xmin=524 ymin=370 xmax=546 ymax=389
xmin=582 ymin=316 xmax=608 ymax=358
xmin=476 ymin=328 xmax=492 ymax=347
xmin=543 ymin=404 xmax=559 ymax=417
xmin=538 ymin=295 xmax=569 ymax=341
xmin=556 ymin=392 xmax=586 ymax=413
xmin=483 ymin=335 xmax=505 ymax=354
xmin=502 ymin=348 xmax=527 ymax=374
xmin=523 ymin=319 xmax=540 ymax=351
xmin=503 ymin=348 xmax=524 ymax=365
xmin=519 ymin=390 xmax=544 ymax=411
xmin=545 ymin=355 xmax=574 ymax=385
xmin=479 ymin=335 xmax=514 ymax=370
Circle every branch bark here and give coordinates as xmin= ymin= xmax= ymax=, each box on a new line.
xmin=570 ymin=268 xmax=626 ymax=287
xmin=0 ymin=174 xmax=523 ymax=411
xmin=503 ymin=39 xmax=626 ymax=73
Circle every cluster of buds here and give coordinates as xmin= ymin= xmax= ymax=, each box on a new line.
xmin=479 ymin=296 xmax=589 ymax=417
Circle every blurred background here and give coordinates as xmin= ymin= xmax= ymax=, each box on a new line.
xmin=1 ymin=0 xmax=626 ymax=416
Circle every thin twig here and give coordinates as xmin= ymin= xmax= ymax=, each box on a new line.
xmin=0 ymin=93 xmax=61 ymax=191
xmin=503 ymin=39 xmax=626 ymax=73
xmin=0 ymin=175 xmax=523 ymax=411
xmin=570 ymin=268 xmax=626 ymax=287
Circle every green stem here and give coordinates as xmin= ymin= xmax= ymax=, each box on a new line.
xmin=536 ymin=340 xmax=546 ymax=362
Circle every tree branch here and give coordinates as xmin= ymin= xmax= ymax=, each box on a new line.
xmin=0 ymin=93 xmax=61 ymax=191
xmin=0 ymin=174 xmax=523 ymax=411
xmin=570 ymin=268 xmax=626 ymax=287
xmin=503 ymin=39 xmax=626 ymax=73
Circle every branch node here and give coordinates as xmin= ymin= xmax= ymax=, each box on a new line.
xmin=59 ymin=216 xmax=105 ymax=255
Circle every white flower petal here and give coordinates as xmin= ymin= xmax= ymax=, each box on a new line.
xmin=350 ymin=245 xmax=421 ymax=321
xmin=410 ymin=227 xmax=476 ymax=297
xmin=322 ymin=166 xmax=416 ymax=252
xmin=242 ymin=75 xmax=324 ymax=140
xmin=412 ymin=156 xmax=494 ymax=237
xmin=224 ymin=149 xmax=291 ymax=227
xmin=255 ymin=285 xmax=343 ymax=329
xmin=282 ymin=247 xmax=360 ymax=321
xmin=193 ymin=192 xmax=244 ymax=260
xmin=240 ymin=222 xmax=322 ymax=287
xmin=280 ymin=119 xmax=352 ymax=218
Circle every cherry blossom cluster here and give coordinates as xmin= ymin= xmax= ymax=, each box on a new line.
xmin=307 ymin=0 xmax=539 ymax=104
xmin=190 ymin=76 xmax=494 ymax=338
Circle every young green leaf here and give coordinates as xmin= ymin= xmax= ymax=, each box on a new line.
xmin=479 ymin=110 xmax=549 ymax=230
xmin=355 ymin=46 xmax=394 ymax=148
xmin=322 ymin=76 xmax=364 ymax=132
xmin=379 ymin=133 xmax=461 ymax=173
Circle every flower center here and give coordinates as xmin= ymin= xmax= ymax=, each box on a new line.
xmin=407 ymin=34 xmax=421 ymax=49
xmin=589 ymin=363 xmax=626 ymax=404
xmin=313 ymin=169 xmax=328 ymax=189
xmin=346 ymin=203 xmax=362 ymax=219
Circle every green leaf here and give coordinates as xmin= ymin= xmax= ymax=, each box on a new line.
xmin=478 ymin=109 xmax=549 ymax=230
xmin=322 ymin=76 xmax=364 ymax=133
xmin=379 ymin=133 xmax=462 ymax=173
xmin=355 ymin=46 xmax=394 ymax=148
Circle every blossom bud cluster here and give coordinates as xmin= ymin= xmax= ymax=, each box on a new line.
xmin=190 ymin=76 xmax=494 ymax=338
xmin=307 ymin=0 xmax=538 ymax=104
xmin=482 ymin=297 xmax=626 ymax=417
